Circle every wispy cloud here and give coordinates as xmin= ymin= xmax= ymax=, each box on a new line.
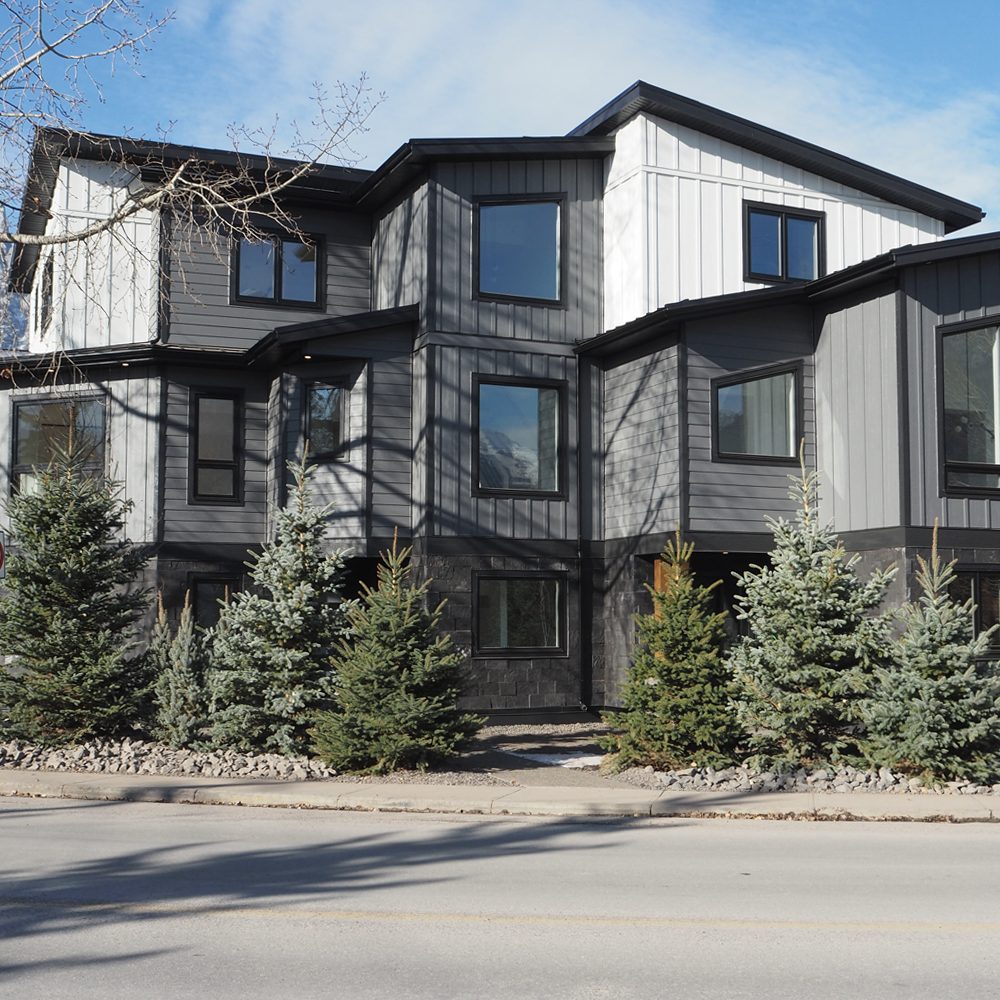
xmin=98 ymin=0 xmax=1000 ymax=229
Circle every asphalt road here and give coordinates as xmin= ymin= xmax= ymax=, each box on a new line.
xmin=2 ymin=797 xmax=999 ymax=999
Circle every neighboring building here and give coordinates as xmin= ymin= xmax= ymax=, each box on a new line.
xmin=4 ymin=82 xmax=997 ymax=712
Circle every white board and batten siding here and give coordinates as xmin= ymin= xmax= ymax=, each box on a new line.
xmin=603 ymin=113 xmax=944 ymax=331
xmin=28 ymin=159 xmax=158 ymax=353
xmin=815 ymin=286 xmax=901 ymax=533
xmin=0 ymin=377 xmax=159 ymax=544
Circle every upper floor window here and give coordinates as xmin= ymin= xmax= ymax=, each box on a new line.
xmin=305 ymin=381 xmax=345 ymax=459
xmin=12 ymin=395 xmax=106 ymax=493
xmin=190 ymin=391 xmax=242 ymax=504
xmin=39 ymin=255 xmax=54 ymax=332
xmin=713 ymin=364 xmax=799 ymax=463
xmin=476 ymin=198 xmax=561 ymax=303
xmin=233 ymin=233 xmax=322 ymax=307
xmin=474 ymin=376 xmax=564 ymax=496
xmin=942 ymin=324 xmax=1000 ymax=492
xmin=744 ymin=202 xmax=824 ymax=283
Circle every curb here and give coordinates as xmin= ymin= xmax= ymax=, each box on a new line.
xmin=3 ymin=768 xmax=1000 ymax=821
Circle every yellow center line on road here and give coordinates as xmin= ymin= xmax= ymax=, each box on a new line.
xmin=2 ymin=896 xmax=1000 ymax=934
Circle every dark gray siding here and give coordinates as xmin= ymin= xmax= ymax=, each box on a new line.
xmin=603 ymin=341 xmax=680 ymax=540
xmin=430 ymin=344 xmax=578 ymax=539
xmin=815 ymin=283 xmax=901 ymax=532
xmin=428 ymin=159 xmax=603 ymax=343
xmin=903 ymin=250 xmax=1000 ymax=529
xmin=280 ymin=324 xmax=414 ymax=543
xmin=686 ymin=304 xmax=815 ymax=533
xmin=372 ymin=183 xmax=428 ymax=314
xmin=162 ymin=370 xmax=268 ymax=545
xmin=166 ymin=207 xmax=371 ymax=349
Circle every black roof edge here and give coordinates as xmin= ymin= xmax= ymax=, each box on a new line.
xmin=0 ymin=342 xmax=247 ymax=374
xmin=575 ymin=285 xmax=806 ymax=359
xmin=353 ymin=136 xmax=615 ymax=208
xmin=9 ymin=127 xmax=373 ymax=291
xmin=569 ymin=81 xmax=984 ymax=234
xmin=247 ymin=303 xmax=420 ymax=366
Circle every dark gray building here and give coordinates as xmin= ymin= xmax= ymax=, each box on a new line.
xmin=5 ymin=83 xmax=997 ymax=712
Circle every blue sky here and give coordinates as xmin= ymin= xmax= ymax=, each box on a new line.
xmin=74 ymin=0 xmax=1000 ymax=234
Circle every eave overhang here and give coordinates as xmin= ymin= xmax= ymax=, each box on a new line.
xmin=570 ymin=81 xmax=984 ymax=235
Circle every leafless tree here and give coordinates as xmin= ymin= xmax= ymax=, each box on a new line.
xmin=0 ymin=0 xmax=381 ymax=350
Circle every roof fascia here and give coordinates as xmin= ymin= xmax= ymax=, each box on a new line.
xmin=570 ymin=81 xmax=983 ymax=233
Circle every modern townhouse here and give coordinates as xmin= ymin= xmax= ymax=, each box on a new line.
xmin=5 ymin=81 xmax=997 ymax=712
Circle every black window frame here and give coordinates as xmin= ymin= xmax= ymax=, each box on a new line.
xmin=303 ymin=379 xmax=348 ymax=462
xmin=10 ymin=392 xmax=108 ymax=494
xmin=471 ymin=374 xmax=569 ymax=499
xmin=743 ymin=200 xmax=825 ymax=284
xmin=188 ymin=572 xmax=242 ymax=628
xmin=39 ymin=254 xmax=54 ymax=332
xmin=711 ymin=360 xmax=804 ymax=466
xmin=472 ymin=570 xmax=568 ymax=658
xmin=189 ymin=389 xmax=244 ymax=506
xmin=949 ymin=567 xmax=1000 ymax=653
xmin=937 ymin=319 xmax=1000 ymax=498
xmin=230 ymin=230 xmax=325 ymax=310
xmin=473 ymin=194 xmax=567 ymax=307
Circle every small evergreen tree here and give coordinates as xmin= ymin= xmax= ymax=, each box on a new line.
xmin=602 ymin=533 xmax=740 ymax=770
xmin=864 ymin=526 xmax=1000 ymax=782
xmin=0 ymin=451 xmax=151 ymax=743
xmin=151 ymin=592 xmax=208 ymax=748
xmin=206 ymin=457 xmax=350 ymax=755
xmin=311 ymin=536 xmax=481 ymax=774
xmin=729 ymin=459 xmax=896 ymax=768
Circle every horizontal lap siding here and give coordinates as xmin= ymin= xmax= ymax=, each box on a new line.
xmin=429 ymin=159 xmax=603 ymax=344
xmin=431 ymin=345 xmax=576 ymax=539
xmin=905 ymin=251 xmax=1000 ymax=529
xmin=162 ymin=372 xmax=268 ymax=544
xmin=686 ymin=305 xmax=815 ymax=534
xmin=815 ymin=285 xmax=900 ymax=532
xmin=167 ymin=208 xmax=371 ymax=349
xmin=603 ymin=343 xmax=680 ymax=539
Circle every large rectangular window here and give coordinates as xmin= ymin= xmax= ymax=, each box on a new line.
xmin=474 ymin=377 xmax=563 ymax=495
xmin=233 ymin=233 xmax=322 ymax=307
xmin=744 ymin=202 xmax=824 ymax=283
xmin=714 ymin=366 xmax=798 ymax=462
xmin=12 ymin=396 xmax=106 ymax=493
xmin=942 ymin=325 xmax=1000 ymax=492
xmin=475 ymin=574 xmax=565 ymax=655
xmin=305 ymin=382 xmax=344 ymax=459
xmin=190 ymin=392 xmax=241 ymax=503
xmin=476 ymin=199 xmax=561 ymax=303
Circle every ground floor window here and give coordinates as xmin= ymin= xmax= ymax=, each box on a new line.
xmin=190 ymin=574 xmax=240 ymax=628
xmin=12 ymin=395 xmax=106 ymax=493
xmin=474 ymin=573 xmax=566 ymax=655
xmin=948 ymin=570 xmax=1000 ymax=648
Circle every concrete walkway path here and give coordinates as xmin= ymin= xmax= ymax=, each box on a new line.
xmin=3 ymin=767 xmax=998 ymax=821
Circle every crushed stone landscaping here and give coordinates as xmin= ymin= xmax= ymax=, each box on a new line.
xmin=2 ymin=722 xmax=1000 ymax=796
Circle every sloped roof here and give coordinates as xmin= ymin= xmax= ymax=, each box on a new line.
xmin=570 ymin=81 xmax=983 ymax=234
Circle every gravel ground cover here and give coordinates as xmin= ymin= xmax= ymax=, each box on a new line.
xmin=3 ymin=721 xmax=999 ymax=795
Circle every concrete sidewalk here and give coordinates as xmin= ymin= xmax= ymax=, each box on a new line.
xmin=3 ymin=767 xmax=999 ymax=821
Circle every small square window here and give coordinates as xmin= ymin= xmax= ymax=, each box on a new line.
xmin=477 ymin=199 xmax=561 ymax=302
xmin=305 ymin=382 xmax=344 ymax=459
xmin=12 ymin=395 xmax=106 ymax=493
xmin=190 ymin=391 xmax=241 ymax=504
xmin=233 ymin=233 xmax=322 ymax=307
xmin=744 ymin=202 xmax=823 ymax=283
xmin=190 ymin=575 xmax=240 ymax=628
xmin=949 ymin=571 xmax=1000 ymax=650
xmin=475 ymin=574 xmax=566 ymax=655
xmin=474 ymin=377 xmax=564 ymax=495
xmin=714 ymin=366 xmax=799 ymax=462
